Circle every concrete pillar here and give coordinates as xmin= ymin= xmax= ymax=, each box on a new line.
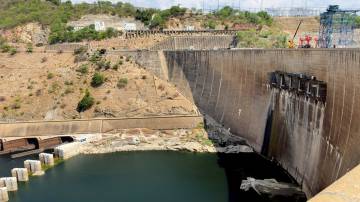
xmin=0 ymin=187 xmax=8 ymax=201
xmin=11 ymin=168 xmax=29 ymax=182
xmin=39 ymin=153 xmax=54 ymax=166
xmin=54 ymin=142 xmax=81 ymax=159
xmin=24 ymin=160 xmax=44 ymax=176
xmin=0 ymin=177 xmax=18 ymax=191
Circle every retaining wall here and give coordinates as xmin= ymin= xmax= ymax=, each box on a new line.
xmin=163 ymin=49 xmax=360 ymax=197
xmin=150 ymin=36 xmax=237 ymax=50
xmin=45 ymin=43 xmax=88 ymax=52
xmin=124 ymin=29 xmax=239 ymax=39
xmin=0 ymin=116 xmax=203 ymax=137
xmin=108 ymin=50 xmax=164 ymax=79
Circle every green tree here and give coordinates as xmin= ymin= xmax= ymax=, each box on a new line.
xmin=77 ymin=89 xmax=94 ymax=112
xmin=257 ymin=11 xmax=273 ymax=26
xmin=355 ymin=16 xmax=360 ymax=28
xmin=135 ymin=9 xmax=157 ymax=25
xmin=216 ymin=6 xmax=234 ymax=18
xmin=204 ymin=20 xmax=216 ymax=29
xmin=168 ymin=6 xmax=186 ymax=17
xmin=245 ymin=11 xmax=260 ymax=24
xmin=150 ymin=14 xmax=166 ymax=29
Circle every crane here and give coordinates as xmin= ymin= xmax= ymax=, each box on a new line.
xmin=288 ymin=20 xmax=303 ymax=48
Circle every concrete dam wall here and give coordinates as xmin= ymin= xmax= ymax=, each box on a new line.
xmin=163 ymin=49 xmax=360 ymax=197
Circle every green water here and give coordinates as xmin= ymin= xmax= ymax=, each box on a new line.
xmin=2 ymin=152 xmax=229 ymax=202
xmin=0 ymin=151 xmax=304 ymax=202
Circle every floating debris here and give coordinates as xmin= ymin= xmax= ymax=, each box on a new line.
xmin=240 ymin=177 xmax=305 ymax=198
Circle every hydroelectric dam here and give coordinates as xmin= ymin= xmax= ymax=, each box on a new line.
xmin=159 ymin=49 xmax=360 ymax=197
xmin=1 ymin=43 xmax=359 ymax=200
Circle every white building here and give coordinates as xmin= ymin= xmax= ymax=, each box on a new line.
xmin=185 ymin=25 xmax=195 ymax=31
xmin=67 ymin=15 xmax=146 ymax=32
xmin=94 ymin=21 xmax=106 ymax=31
xmin=123 ymin=23 xmax=137 ymax=31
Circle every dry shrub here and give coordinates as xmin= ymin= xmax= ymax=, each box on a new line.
xmin=157 ymin=84 xmax=165 ymax=91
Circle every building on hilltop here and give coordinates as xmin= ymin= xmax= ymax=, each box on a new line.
xmin=67 ymin=15 xmax=145 ymax=31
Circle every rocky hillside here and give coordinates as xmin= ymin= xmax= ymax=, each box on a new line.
xmin=0 ymin=50 xmax=197 ymax=122
xmin=0 ymin=23 xmax=49 ymax=45
xmin=274 ymin=16 xmax=320 ymax=36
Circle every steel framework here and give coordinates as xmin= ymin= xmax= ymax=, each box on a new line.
xmin=318 ymin=5 xmax=359 ymax=48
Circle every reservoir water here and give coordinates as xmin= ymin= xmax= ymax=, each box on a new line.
xmin=0 ymin=151 xmax=305 ymax=202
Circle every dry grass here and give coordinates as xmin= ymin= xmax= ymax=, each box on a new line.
xmin=0 ymin=52 xmax=197 ymax=121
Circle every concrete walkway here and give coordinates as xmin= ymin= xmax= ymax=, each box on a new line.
xmin=0 ymin=115 xmax=203 ymax=138
xmin=309 ymin=164 xmax=360 ymax=202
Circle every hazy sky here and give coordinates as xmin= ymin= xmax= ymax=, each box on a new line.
xmin=70 ymin=0 xmax=360 ymax=10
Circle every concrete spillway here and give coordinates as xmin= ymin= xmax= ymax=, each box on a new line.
xmin=162 ymin=49 xmax=360 ymax=197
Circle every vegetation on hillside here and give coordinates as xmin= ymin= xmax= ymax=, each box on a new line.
xmin=355 ymin=16 xmax=360 ymax=28
xmin=49 ymin=24 xmax=119 ymax=44
xmin=0 ymin=0 xmax=136 ymax=43
xmin=0 ymin=0 xmax=138 ymax=29
xmin=77 ymin=89 xmax=94 ymax=112
xmin=213 ymin=6 xmax=273 ymax=26
xmin=236 ymin=28 xmax=288 ymax=48
xmin=91 ymin=72 xmax=105 ymax=87
xmin=135 ymin=6 xmax=273 ymax=29
xmin=135 ymin=6 xmax=186 ymax=29
xmin=0 ymin=36 xmax=18 ymax=55
xmin=117 ymin=78 xmax=128 ymax=89
xmin=0 ymin=0 xmax=276 ymax=44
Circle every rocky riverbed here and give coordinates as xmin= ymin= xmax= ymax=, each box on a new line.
xmin=80 ymin=114 xmax=253 ymax=155
xmin=80 ymin=127 xmax=253 ymax=154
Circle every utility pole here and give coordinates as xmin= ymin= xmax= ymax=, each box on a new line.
xmin=203 ymin=0 xmax=205 ymax=11
xmin=238 ymin=0 xmax=241 ymax=10
xmin=218 ymin=0 xmax=220 ymax=11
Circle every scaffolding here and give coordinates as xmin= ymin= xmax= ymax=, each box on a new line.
xmin=318 ymin=5 xmax=360 ymax=48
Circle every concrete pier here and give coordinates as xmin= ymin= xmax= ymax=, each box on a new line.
xmin=24 ymin=160 xmax=44 ymax=176
xmin=0 ymin=177 xmax=18 ymax=191
xmin=11 ymin=168 xmax=29 ymax=182
xmin=0 ymin=187 xmax=8 ymax=202
xmin=54 ymin=142 xmax=82 ymax=159
xmin=39 ymin=153 xmax=54 ymax=166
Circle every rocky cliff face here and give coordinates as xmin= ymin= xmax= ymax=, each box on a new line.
xmin=0 ymin=23 xmax=49 ymax=45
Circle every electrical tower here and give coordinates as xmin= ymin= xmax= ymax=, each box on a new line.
xmin=318 ymin=5 xmax=360 ymax=48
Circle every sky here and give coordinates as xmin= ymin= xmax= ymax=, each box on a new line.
xmin=70 ymin=0 xmax=360 ymax=10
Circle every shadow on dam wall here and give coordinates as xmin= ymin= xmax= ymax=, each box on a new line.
xmin=163 ymin=49 xmax=360 ymax=197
